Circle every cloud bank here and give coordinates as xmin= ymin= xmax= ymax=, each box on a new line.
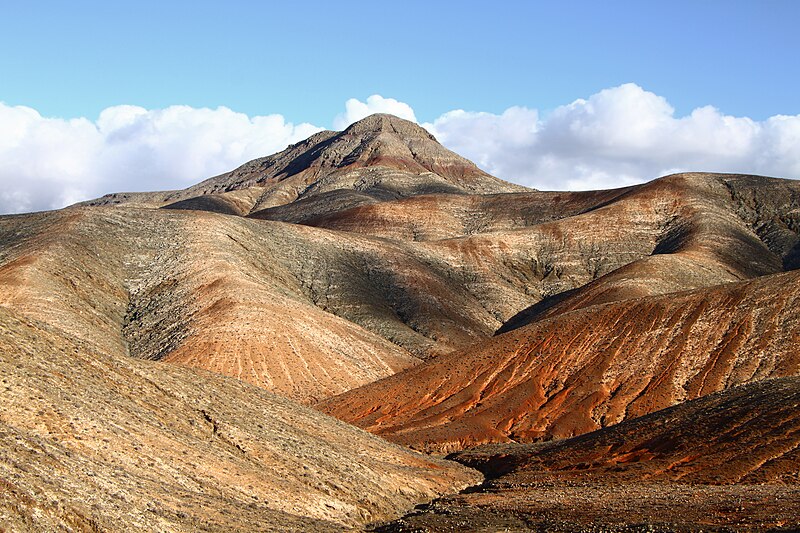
xmin=425 ymin=84 xmax=800 ymax=191
xmin=0 ymin=104 xmax=321 ymax=213
xmin=1 ymin=85 xmax=799 ymax=214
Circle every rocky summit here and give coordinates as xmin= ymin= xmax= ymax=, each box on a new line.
xmin=81 ymin=113 xmax=526 ymax=216
xmin=2 ymin=114 xmax=799 ymax=530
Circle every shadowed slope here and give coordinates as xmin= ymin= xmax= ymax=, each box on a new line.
xmin=0 ymin=306 xmax=479 ymax=531
xmin=377 ymin=378 xmax=800 ymax=531
xmin=320 ymin=269 xmax=800 ymax=452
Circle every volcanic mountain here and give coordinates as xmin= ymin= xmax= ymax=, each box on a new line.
xmin=2 ymin=113 xmax=799 ymax=529
xmin=82 ymin=113 xmax=526 ymax=215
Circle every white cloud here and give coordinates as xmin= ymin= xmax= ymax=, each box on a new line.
xmin=426 ymin=83 xmax=800 ymax=191
xmin=0 ymin=102 xmax=321 ymax=214
xmin=333 ymin=94 xmax=417 ymax=130
xmin=1 ymin=86 xmax=799 ymax=214
xmin=423 ymin=106 xmax=540 ymax=177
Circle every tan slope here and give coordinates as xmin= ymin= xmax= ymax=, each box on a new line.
xmin=319 ymin=269 xmax=800 ymax=452
xmin=148 ymin=212 xmax=421 ymax=403
xmin=0 ymin=209 xmax=133 ymax=356
xmin=80 ymin=113 xmax=527 ymax=214
xmin=381 ymin=377 xmax=800 ymax=531
xmin=0 ymin=208 xmax=418 ymax=404
xmin=0 ymin=306 xmax=479 ymax=531
xmin=115 ymin=207 xmax=501 ymax=361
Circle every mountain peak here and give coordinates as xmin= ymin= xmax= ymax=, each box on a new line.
xmin=81 ymin=113 xmax=529 ymax=213
xmin=343 ymin=113 xmax=437 ymax=142
xmin=188 ymin=112 xmax=527 ymax=201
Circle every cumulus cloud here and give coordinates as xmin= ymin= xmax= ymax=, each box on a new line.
xmin=333 ymin=94 xmax=417 ymax=130
xmin=2 ymin=86 xmax=800 ymax=214
xmin=426 ymin=83 xmax=800 ymax=190
xmin=0 ymin=103 xmax=321 ymax=213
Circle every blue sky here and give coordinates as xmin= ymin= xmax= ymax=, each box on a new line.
xmin=3 ymin=1 xmax=798 ymax=124
xmin=1 ymin=1 xmax=800 ymax=213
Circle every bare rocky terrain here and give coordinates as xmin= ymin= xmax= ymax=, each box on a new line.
xmin=2 ymin=113 xmax=799 ymax=530
xmin=320 ymin=268 xmax=800 ymax=452
xmin=0 ymin=305 xmax=479 ymax=531
xmin=375 ymin=377 xmax=800 ymax=531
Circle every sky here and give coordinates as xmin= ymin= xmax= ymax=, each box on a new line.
xmin=1 ymin=1 xmax=799 ymax=213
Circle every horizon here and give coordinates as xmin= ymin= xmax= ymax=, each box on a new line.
xmin=1 ymin=1 xmax=799 ymax=213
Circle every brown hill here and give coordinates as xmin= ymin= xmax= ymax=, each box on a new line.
xmin=74 ymin=116 xmax=800 ymax=365
xmin=80 ymin=114 xmax=527 ymax=215
xmin=0 ymin=208 xmax=422 ymax=404
xmin=0 ymin=305 xmax=479 ymax=531
xmin=377 ymin=377 xmax=800 ymax=531
xmin=319 ymin=268 xmax=800 ymax=452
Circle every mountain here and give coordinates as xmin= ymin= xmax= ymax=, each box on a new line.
xmin=316 ymin=170 xmax=800 ymax=451
xmin=3 ymin=113 xmax=800 ymax=530
xmin=80 ymin=114 xmax=527 ymax=216
xmin=10 ymin=119 xmax=800 ymax=405
xmin=377 ymin=377 xmax=800 ymax=531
